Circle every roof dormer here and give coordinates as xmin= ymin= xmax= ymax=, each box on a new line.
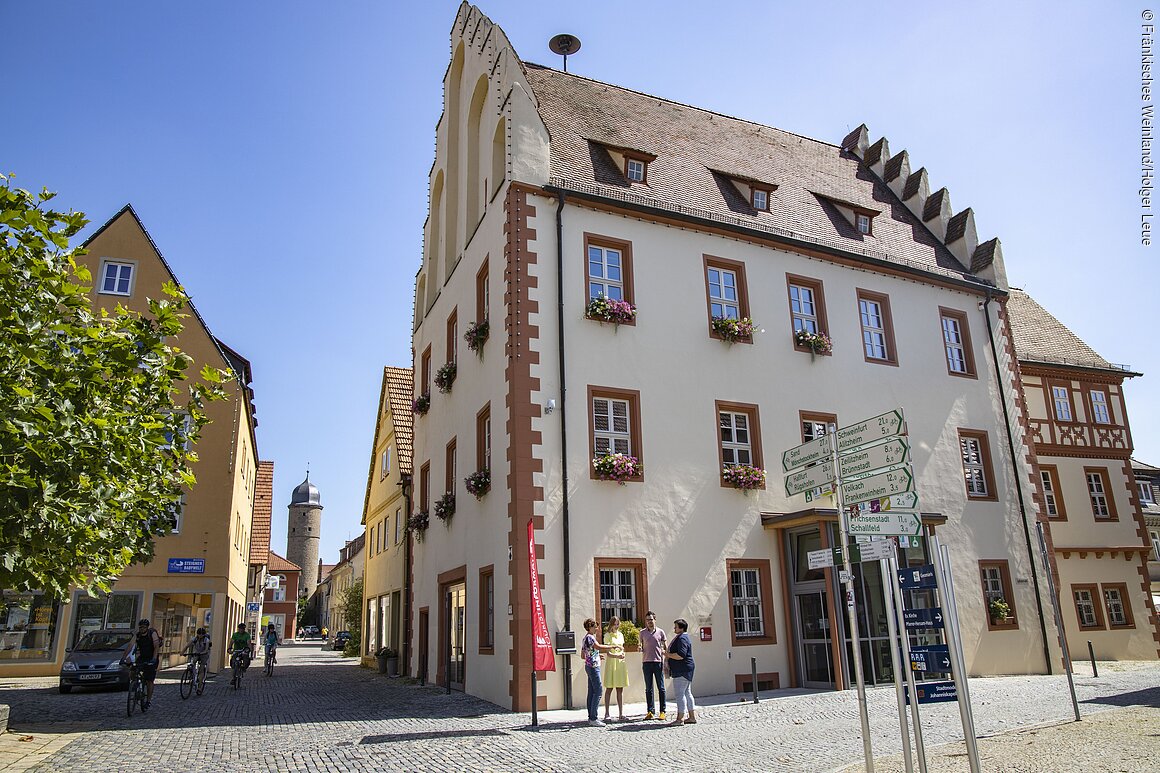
xmin=601 ymin=143 xmax=657 ymax=185
xmin=813 ymin=193 xmax=879 ymax=236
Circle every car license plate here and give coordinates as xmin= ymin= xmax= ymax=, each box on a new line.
xmin=79 ymin=673 xmax=102 ymax=680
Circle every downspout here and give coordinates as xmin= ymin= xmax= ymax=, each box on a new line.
xmin=400 ymin=476 xmax=413 ymax=674
xmin=556 ymin=190 xmax=573 ymax=709
xmin=983 ymin=290 xmax=1052 ymax=673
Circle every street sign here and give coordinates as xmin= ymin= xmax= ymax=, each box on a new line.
xmin=840 ymin=466 xmax=914 ymax=505
xmin=246 ymin=602 xmax=261 ymax=613
xmin=836 ymin=409 xmax=905 ymax=454
xmin=838 ymin=438 xmax=910 ymax=478
xmin=897 ymin=564 xmax=937 ymax=589
xmin=881 ymin=492 xmax=919 ymax=511
xmin=902 ymin=607 xmax=945 ymax=631
xmin=857 ymin=538 xmax=896 ymax=562
xmin=905 ymin=680 xmax=958 ymax=705
xmin=167 ymin=558 xmax=205 ymax=574
xmin=807 ymin=548 xmax=835 ymax=570
xmin=909 ymin=645 xmax=952 ymax=673
xmin=785 ymin=462 xmax=836 ymax=496
xmin=847 ymin=511 xmax=922 ymax=537
xmin=782 ymin=434 xmax=831 ymax=471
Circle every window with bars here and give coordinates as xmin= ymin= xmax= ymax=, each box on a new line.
xmin=720 ymin=411 xmax=752 ymax=467
xmin=1103 ymin=587 xmax=1129 ymax=627
xmin=980 ymin=566 xmax=1004 ymax=604
xmin=599 ymin=568 xmax=636 ymax=624
xmin=1090 ymin=391 xmax=1110 ymax=424
xmin=1052 ymin=385 xmax=1073 ymax=421
xmin=99 ymin=260 xmax=135 ymax=296
xmin=730 ymin=568 xmax=764 ymax=638
xmin=960 ymin=435 xmax=989 ymax=497
xmin=1074 ymin=587 xmax=1101 ymax=628
xmin=593 ymin=397 xmax=631 ymax=456
xmin=1086 ymin=470 xmax=1112 ymax=518
xmin=707 ymin=266 xmax=740 ymax=320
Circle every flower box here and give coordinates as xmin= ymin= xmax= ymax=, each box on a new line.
xmin=585 ymin=294 xmax=637 ymax=325
xmin=434 ymin=362 xmax=457 ymax=393
xmin=593 ymin=452 xmax=642 ymax=484
xmin=408 ymin=510 xmax=429 ymax=541
xmin=711 ymin=316 xmax=755 ymax=343
xmin=434 ymin=492 xmax=456 ymax=522
xmin=465 ymin=468 xmax=491 ymax=499
xmin=794 ymin=329 xmax=833 ymax=355
xmin=722 ymin=464 xmax=767 ymax=490
xmin=464 ymin=319 xmax=489 ymax=356
xmin=412 ymin=393 xmax=431 ymax=415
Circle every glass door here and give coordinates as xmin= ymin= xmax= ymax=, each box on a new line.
xmin=447 ymin=583 xmax=466 ymax=690
xmin=795 ymin=590 xmax=833 ymax=688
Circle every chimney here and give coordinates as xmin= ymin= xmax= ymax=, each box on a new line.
xmin=901 ymin=167 xmax=930 ymax=222
xmin=922 ymin=187 xmax=952 ymax=241
xmin=945 ymin=208 xmax=979 ymax=269
xmin=863 ymin=137 xmax=889 ymax=177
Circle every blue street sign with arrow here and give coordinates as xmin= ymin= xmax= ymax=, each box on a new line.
xmin=902 ymin=607 xmax=945 ymax=631
xmin=897 ymin=563 xmax=937 ymax=589
xmin=909 ymin=644 xmax=952 ymax=673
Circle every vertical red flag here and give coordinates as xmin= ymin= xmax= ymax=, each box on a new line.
xmin=528 ymin=519 xmax=556 ymax=672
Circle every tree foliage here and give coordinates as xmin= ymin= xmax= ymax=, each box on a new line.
xmin=338 ymin=577 xmax=364 ymax=657
xmin=0 ymin=175 xmax=227 ymax=597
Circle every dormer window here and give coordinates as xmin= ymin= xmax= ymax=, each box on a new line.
xmin=856 ymin=213 xmax=871 ymax=234
xmin=752 ymin=189 xmax=769 ymax=212
xmin=625 ymin=158 xmax=646 ymax=183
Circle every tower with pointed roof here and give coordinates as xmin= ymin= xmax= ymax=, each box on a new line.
xmin=286 ymin=474 xmax=324 ymax=598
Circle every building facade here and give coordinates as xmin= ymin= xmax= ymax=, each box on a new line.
xmin=324 ymin=536 xmax=365 ymax=640
xmin=247 ymin=460 xmax=276 ymax=633
xmin=263 ymin=551 xmax=301 ymax=643
xmin=1135 ymin=460 xmax=1160 ymax=611
xmin=360 ymin=367 xmax=414 ymax=666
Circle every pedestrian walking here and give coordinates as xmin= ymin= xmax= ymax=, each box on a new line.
xmin=581 ymin=618 xmax=621 ymax=726
xmin=602 ymin=616 xmax=629 ymax=721
xmin=665 ymin=618 xmax=697 ymax=725
xmin=640 ymin=611 xmax=667 ymax=720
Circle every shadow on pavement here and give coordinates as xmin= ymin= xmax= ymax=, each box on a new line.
xmin=360 ymin=728 xmax=509 ymax=744
xmin=1081 ymin=686 xmax=1160 ymax=708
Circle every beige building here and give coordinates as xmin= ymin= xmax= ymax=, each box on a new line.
xmin=1134 ymin=460 xmax=1160 ymax=610
xmin=323 ymin=535 xmax=365 ymax=640
xmin=0 ymin=205 xmax=259 ymax=676
xmin=400 ymin=3 xmax=1136 ymax=711
xmin=360 ymin=367 xmax=414 ymax=666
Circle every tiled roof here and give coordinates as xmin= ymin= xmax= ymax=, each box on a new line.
xmin=268 ymin=551 xmax=301 ymax=573
xmin=883 ymin=152 xmax=906 ymax=183
xmin=523 ymin=65 xmax=971 ymax=279
xmin=902 ymin=168 xmax=925 ymax=201
xmin=1006 ymin=289 xmax=1121 ymax=372
xmin=971 ymin=238 xmax=999 ymax=273
xmin=945 ymin=209 xmax=970 ymax=245
xmin=249 ymin=460 xmax=274 ymax=566
xmin=923 ymin=188 xmax=949 ymax=222
xmin=385 ymin=366 xmax=414 ymax=475
xmin=318 ymin=563 xmax=336 ymax=582
xmin=1132 ymin=458 xmax=1160 ymax=474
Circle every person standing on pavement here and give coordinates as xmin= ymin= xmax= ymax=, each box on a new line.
xmin=640 ymin=611 xmax=667 ymax=720
xmin=581 ymin=618 xmax=620 ymax=726
xmin=602 ymin=616 xmax=629 ymax=722
xmin=665 ymin=618 xmax=697 ymax=725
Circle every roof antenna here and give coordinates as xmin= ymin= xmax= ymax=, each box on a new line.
xmin=549 ymin=33 xmax=581 ymax=73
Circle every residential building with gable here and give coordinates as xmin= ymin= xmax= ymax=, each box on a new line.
xmin=404 ymin=3 xmax=1155 ymax=710
xmin=323 ymin=535 xmax=365 ymax=641
xmin=263 ymin=551 xmax=301 ymax=643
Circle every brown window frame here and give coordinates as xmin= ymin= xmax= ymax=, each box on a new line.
xmin=725 ymin=558 xmax=777 ymax=646
xmin=476 ymin=258 xmax=489 ymax=324
xmin=419 ymin=462 xmax=430 ymax=513
xmin=715 ymin=400 xmax=764 ymax=489
xmin=445 ymin=438 xmax=457 ymax=494
xmin=978 ymin=560 xmax=1018 ymax=631
xmin=786 ymin=275 xmax=830 ymax=355
xmin=1072 ymin=583 xmax=1106 ymax=630
xmin=583 ymin=233 xmax=636 ymax=325
xmin=1084 ymin=466 xmax=1118 ymax=521
xmin=704 ymin=255 xmax=751 ymax=343
xmin=593 ymin=557 xmax=649 ymax=645
xmin=446 ymin=307 xmax=458 ymax=366
xmin=587 ymin=386 xmax=644 ymax=483
xmin=476 ymin=403 xmax=491 ymax=472
xmin=800 ymin=411 xmax=837 ymax=443
xmin=938 ymin=307 xmax=977 ymax=378
xmin=1101 ymin=583 xmax=1135 ymax=628
xmin=856 ymin=288 xmax=898 ymax=365
xmin=958 ymin=429 xmax=998 ymax=502
xmin=421 ymin=346 xmax=432 ymax=398
xmin=478 ymin=565 xmax=495 ymax=653
xmin=1039 ymin=464 xmax=1067 ymax=520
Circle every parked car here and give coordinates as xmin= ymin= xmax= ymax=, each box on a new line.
xmin=332 ymin=631 xmax=351 ymax=651
xmin=59 ymin=629 xmax=135 ymax=693
xmin=301 ymin=625 xmax=319 ymax=638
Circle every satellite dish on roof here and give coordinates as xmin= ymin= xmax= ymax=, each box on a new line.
xmin=549 ymin=33 xmax=581 ymax=72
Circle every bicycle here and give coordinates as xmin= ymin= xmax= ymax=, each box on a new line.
xmin=229 ymin=650 xmax=250 ymax=690
xmin=264 ymin=646 xmax=276 ymax=677
xmin=125 ymin=660 xmax=147 ymax=716
xmin=180 ymin=655 xmax=208 ymax=699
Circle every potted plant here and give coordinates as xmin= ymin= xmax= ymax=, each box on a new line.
xmin=585 ymin=294 xmax=637 ymax=325
xmin=434 ymin=492 xmax=456 ymax=522
xmin=412 ymin=392 xmax=431 ymax=415
xmin=375 ymin=646 xmax=399 ymax=676
xmin=465 ymin=468 xmax=491 ymax=499
xmin=434 ymin=362 xmax=457 ymax=393
xmin=464 ymin=319 xmax=490 ymax=356
xmin=592 ymin=452 xmax=642 ymax=484
xmin=408 ymin=510 xmax=429 ymax=541
xmin=988 ymin=598 xmax=1011 ymax=624
xmin=794 ymin=328 xmax=833 ymax=356
xmin=711 ymin=316 xmax=755 ymax=343
xmin=722 ymin=463 xmax=767 ymax=490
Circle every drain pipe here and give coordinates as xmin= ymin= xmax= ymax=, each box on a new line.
xmin=982 ymin=290 xmax=1052 ymax=673
xmin=400 ymin=476 xmax=413 ymax=674
xmin=555 ymin=189 xmax=573 ymax=709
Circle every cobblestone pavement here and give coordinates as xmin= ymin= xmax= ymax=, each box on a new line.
xmin=0 ymin=646 xmax=1155 ymax=772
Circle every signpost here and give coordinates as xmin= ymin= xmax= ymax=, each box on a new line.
xmin=782 ymin=433 xmax=832 ymax=471
xmin=838 ymin=438 xmax=910 ymax=478
xmin=902 ymin=607 xmax=945 ymax=631
xmin=784 ymin=462 xmax=835 ymax=496
xmin=836 ymin=409 xmax=905 ymax=453
xmin=897 ymin=564 xmax=937 ymax=590
xmin=909 ymin=645 xmax=952 ymax=673
xmin=907 ymin=680 xmax=958 ymax=705
xmin=841 ymin=466 xmax=914 ymax=505
xmin=847 ymin=511 xmax=922 ymax=537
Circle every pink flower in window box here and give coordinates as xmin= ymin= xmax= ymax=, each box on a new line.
xmin=592 ymin=452 xmax=641 ymax=483
xmin=711 ymin=316 xmax=755 ymax=343
xmin=585 ymin=294 xmax=637 ymax=325
xmin=794 ymin=329 xmax=832 ymax=355
xmin=722 ymin=464 xmax=766 ymax=490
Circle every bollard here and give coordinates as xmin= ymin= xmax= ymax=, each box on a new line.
xmin=751 ymin=657 xmax=759 ymax=704
xmin=1087 ymin=641 xmax=1098 ymax=678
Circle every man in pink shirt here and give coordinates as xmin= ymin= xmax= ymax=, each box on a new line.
xmin=640 ymin=611 xmax=667 ymax=720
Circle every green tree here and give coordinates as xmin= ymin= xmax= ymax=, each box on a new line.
xmin=338 ymin=577 xmax=363 ymax=656
xmin=0 ymin=176 xmax=227 ymax=597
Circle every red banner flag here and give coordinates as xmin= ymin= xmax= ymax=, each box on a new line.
xmin=528 ymin=519 xmax=556 ymax=672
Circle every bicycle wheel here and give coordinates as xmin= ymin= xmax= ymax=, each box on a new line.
xmin=266 ymin=654 xmax=273 ymax=676
xmin=195 ymin=662 xmax=206 ymax=696
xmin=180 ymin=665 xmax=193 ymax=699
xmin=233 ymin=663 xmax=241 ymax=690
xmin=126 ymin=677 xmax=138 ymax=717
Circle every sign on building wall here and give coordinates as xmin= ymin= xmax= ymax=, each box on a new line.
xmin=167 ymin=558 xmax=205 ymax=574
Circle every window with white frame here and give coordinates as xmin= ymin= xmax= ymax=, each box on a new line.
xmin=859 ymin=297 xmax=888 ymax=360
xmin=1074 ymin=588 xmax=1099 ymax=628
xmin=720 ymin=411 xmax=752 ymax=467
xmin=960 ymin=436 xmax=989 ymax=497
xmin=1087 ymin=471 xmax=1111 ymax=518
xmin=730 ymin=568 xmax=764 ymax=638
xmin=856 ymin=213 xmax=871 ymax=234
xmin=1104 ymin=587 xmax=1128 ymax=626
xmin=1090 ymin=391 xmax=1110 ymax=424
xmin=980 ymin=566 xmax=1004 ymax=605
xmin=1139 ymin=481 xmax=1155 ymax=505
xmin=588 ymin=244 xmax=625 ymax=302
xmin=1150 ymin=529 xmax=1160 ymax=560
xmin=99 ymin=260 xmax=135 ymax=296
xmin=802 ymin=419 xmax=830 ymax=443
xmin=942 ymin=315 xmax=968 ymax=374
xmin=752 ymin=188 xmax=768 ymax=211
xmin=380 ymin=448 xmax=391 ymax=480
xmin=394 ymin=507 xmax=403 ymax=544
xmin=593 ymin=397 xmax=631 ymax=456
xmin=707 ymin=266 xmax=740 ymax=320
xmin=1041 ymin=469 xmax=1061 ymax=518
xmin=599 ymin=568 xmax=636 ymax=624
xmin=1052 ymin=385 xmax=1073 ymax=421
xmin=273 ymin=575 xmax=286 ymax=602
xmin=789 ymin=283 xmax=818 ymax=334
xmin=625 ymin=158 xmax=645 ymax=182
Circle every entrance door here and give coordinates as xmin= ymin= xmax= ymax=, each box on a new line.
xmin=795 ymin=590 xmax=834 ymax=688
xmin=445 ymin=583 xmax=466 ymax=691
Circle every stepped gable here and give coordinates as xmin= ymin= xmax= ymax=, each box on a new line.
xmin=523 ymin=66 xmax=968 ymax=279
xmin=1005 ymin=288 xmax=1124 ymax=372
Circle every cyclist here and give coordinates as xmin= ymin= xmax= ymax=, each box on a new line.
xmin=182 ymin=627 xmax=212 ymax=674
xmin=127 ymin=618 xmax=162 ymax=709
xmin=227 ymin=622 xmax=253 ymax=686
xmin=262 ymin=623 xmax=281 ymax=667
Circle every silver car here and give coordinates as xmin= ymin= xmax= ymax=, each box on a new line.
xmin=59 ymin=629 xmax=135 ymax=693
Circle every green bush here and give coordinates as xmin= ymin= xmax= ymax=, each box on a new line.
xmin=607 ymin=619 xmax=640 ymax=649
xmin=343 ymin=631 xmax=361 ymax=657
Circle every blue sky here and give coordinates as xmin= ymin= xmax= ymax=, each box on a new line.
xmin=6 ymin=1 xmax=1156 ymax=562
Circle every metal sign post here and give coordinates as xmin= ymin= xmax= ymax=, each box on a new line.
xmin=889 ymin=551 xmax=928 ymax=773
xmin=881 ymin=556 xmax=914 ymax=773
xmin=1036 ymin=523 xmax=1081 ymax=722
xmin=929 ymin=536 xmax=980 ymax=773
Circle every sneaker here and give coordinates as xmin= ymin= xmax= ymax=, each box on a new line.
xmin=644 ymin=712 xmax=655 ymax=720
xmin=588 ymin=719 xmax=605 ymax=727
xmin=658 ymin=712 xmax=666 ymax=721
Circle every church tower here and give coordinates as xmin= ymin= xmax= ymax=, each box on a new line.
xmin=286 ymin=474 xmax=323 ymax=599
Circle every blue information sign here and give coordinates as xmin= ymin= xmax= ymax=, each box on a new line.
xmin=909 ymin=644 xmax=952 ymax=673
xmin=167 ymin=558 xmax=205 ymax=574
xmin=902 ymin=607 xmax=945 ymax=631
xmin=905 ymin=680 xmax=958 ymax=705
xmin=897 ymin=564 xmax=937 ymax=589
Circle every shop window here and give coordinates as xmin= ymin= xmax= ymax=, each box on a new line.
xmin=1 ymin=591 xmax=61 ymax=661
